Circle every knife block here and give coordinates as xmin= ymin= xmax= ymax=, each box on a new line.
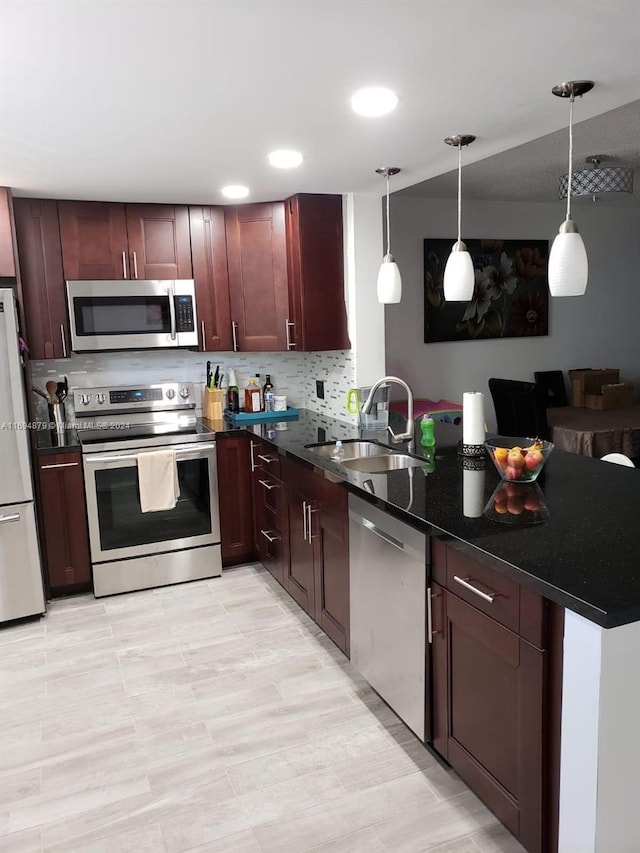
xmin=203 ymin=388 xmax=224 ymax=421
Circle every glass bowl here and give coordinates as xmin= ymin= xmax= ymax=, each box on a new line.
xmin=484 ymin=435 xmax=554 ymax=483
xmin=483 ymin=482 xmax=550 ymax=525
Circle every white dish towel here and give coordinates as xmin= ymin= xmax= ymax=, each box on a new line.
xmin=137 ymin=449 xmax=180 ymax=513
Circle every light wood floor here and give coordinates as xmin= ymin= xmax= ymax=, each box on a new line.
xmin=0 ymin=564 xmax=525 ymax=853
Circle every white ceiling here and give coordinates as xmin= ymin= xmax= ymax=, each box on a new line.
xmin=2 ymin=0 xmax=640 ymax=204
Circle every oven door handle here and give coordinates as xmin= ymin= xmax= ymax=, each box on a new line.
xmin=85 ymin=443 xmax=216 ymax=464
xmin=168 ymin=282 xmax=177 ymax=341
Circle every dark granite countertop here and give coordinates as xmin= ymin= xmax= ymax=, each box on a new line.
xmin=211 ymin=409 xmax=640 ymax=629
xmin=33 ymin=427 xmax=81 ymax=455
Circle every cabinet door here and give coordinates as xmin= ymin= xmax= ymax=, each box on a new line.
xmin=226 ymin=203 xmax=288 ymax=351
xmin=285 ymin=194 xmax=350 ymax=352
xmin=58 ymin=201 xmax=128 ymax=280
xmin=440 ymin=589 xmax=545 ymax=852
xmin=285 ymin=485 xmax=316 ymax=616
xmin=125 ymin=204 xmax=192 ymax=280
xmin=314 ymin=503 xmax=349 ymax=655
xmin=189 ymin=206 xmax=232 ymax=351
xmin=13 ymin=198 xmax=69 ymax=360
xmin=217 ymin=436 xmax=255 ymax=566
xmin=0 ymin=187 xmax=16 ymax=277
xmin=37 ymin=453 xmax=92 ymax=592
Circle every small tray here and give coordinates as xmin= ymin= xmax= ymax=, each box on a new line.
xmin=224 ymin=407 xmax=300 ymax=424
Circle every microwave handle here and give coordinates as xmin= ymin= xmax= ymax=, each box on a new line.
xmin=168 ymin=283 xmax=177 ymax=341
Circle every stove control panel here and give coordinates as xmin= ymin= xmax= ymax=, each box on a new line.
xmin=73 ymin=383 xmax=196 ymax=416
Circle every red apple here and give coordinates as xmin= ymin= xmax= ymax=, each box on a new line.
xmin=505 ymin=466 xmax=522 ymax=481
xmin=507 ymin=449 xmax=526 ymax=469
xmin=524 ymin=449 xmax=544 ymax=472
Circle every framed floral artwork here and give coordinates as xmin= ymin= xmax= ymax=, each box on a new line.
xmin=423 ymin=238 xmax=549 ymax=343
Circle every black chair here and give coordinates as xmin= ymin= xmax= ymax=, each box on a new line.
xmin=488 ymin=378 xmax=550 ymax=439
xmin=534 ymin=370 xmax=569 ymax=408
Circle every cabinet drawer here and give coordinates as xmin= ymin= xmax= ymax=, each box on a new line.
xmin=254 ymin=440 xmax=281 ymax=479
xmin=446 ymin=546 xmax=520 ymax=634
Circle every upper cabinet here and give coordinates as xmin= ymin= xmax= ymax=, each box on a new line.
xmin=0 ymin=187 xmax=17 ymax=278
xmin=58 ymin=201 xmax=192 ymax=281
xmin=225 ymin=202 xmax=289 ymax=352
xmin=13 ymin=198 xmax=69 ymax=360
xmin=285 ymin=194 xmax=350 ymax=352
xmin=189 ymin=206 xmax=232 ymax=351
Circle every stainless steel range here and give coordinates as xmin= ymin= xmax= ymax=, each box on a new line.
xmin=75 ymin=382 xmax=221 ymax=597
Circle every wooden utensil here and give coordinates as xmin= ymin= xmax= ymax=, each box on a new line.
xmin=46 ymin=380 xmax=59 ymax=404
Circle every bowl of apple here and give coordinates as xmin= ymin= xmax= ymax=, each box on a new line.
xmin=484 ymin=435 xmax=554 ymax=483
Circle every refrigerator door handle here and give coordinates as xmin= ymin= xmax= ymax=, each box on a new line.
xmin=0 ymin=513 xmax=20 ymax=524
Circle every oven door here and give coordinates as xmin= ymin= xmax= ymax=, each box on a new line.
xmin=66 ymin=279 xmax=198 ymax=351
xmin=83 ymin=442 xmax=219 ymax=563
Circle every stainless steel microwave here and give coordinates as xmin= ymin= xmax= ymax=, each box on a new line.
xmin=66 ymin=279 xmax=198 ymax=352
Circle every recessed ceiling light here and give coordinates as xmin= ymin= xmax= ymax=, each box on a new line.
xmin=268 ymin=149 xmax=304 ymax=169
xmin=350 ymin=86 xmax=399 ymax=117
xmin=221 ymin=185 xmax=250 ymax=199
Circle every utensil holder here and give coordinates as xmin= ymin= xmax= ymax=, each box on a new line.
xmin=48 ymin=401 xmax=66 ymax=435
xmin=203 ymin=388 xmax=224 ymax=421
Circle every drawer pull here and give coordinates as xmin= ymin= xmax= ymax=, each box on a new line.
xmin=257 ymin=454 xmax=277 ymax=464
xmin=453 ymin=575 xmax=496 ymax=603
xmin=40 ymin=462 xmax=79 ymax=470
xmin=260 ymin=529 xmax=280 ymax=543
xmin=258 ymin=479 xmax=278 ymax=491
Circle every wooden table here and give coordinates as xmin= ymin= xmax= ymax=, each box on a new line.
xmin=547 ymin=405 xmax=640 ymax=459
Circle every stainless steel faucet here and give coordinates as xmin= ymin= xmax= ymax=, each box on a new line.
xmin=361 ymin=376 xmax=414 ymax=444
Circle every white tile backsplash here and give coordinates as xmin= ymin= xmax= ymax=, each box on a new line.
xmin=30 ymin=348 xmax=357 ymax=422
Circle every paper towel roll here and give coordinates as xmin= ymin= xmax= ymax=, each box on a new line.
xmin=463 ymin=467 xmax=486 ymax=518
xmin=463 ymin=391 xmax=485 ymax=446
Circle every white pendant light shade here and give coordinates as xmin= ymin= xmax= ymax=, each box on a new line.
xmin=548 ymin=222 xmax=588 ymax=297
xmin=377 ymin=254 xmax=402 ymax=303
xmin=443 ymin=241 xmax=475 ymax=301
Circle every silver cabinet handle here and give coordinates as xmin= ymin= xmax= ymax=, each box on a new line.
xmin=249 ymin=441 xmax=257 ymax=472
xmin=231 ymin=321 xmax=238 ymax=352
xmin=258 ymin=454 xmax=277 ymax=464
xmin=285 ymin=319 xmax=296 ymax=349
xmin=131 ymin=251 xmax=138 ymax=279
xmin=258 ymin=479 xmax=278 ymax=490
xmin=307 ymin=504 xmax=316 ymax=543
xmin=60 ymin=324 xmax=68 ymax=358
xmin=427 ymin=587 xmax=441 ymax=644
xmin=122 ymin=250 xmax=128 ymax=279
xmin=40 ymin=462 xmax=79 ymax=470
xmin=168 ymin=283 xmax=177 ymax=341
xmin=361 ymin=517 xmax=405 ymax=552
xmin=260 ymin=529 xmax=280 ymax=543
xmin=0 ymin=513 xmax=20 ymax=524
xmin=302 ymin=500 xmax=308 ymax=542
xmin=453 ymin=575 xmax=496 ymax=603
xmin=200 ymin=321 xmax=206 ymax=351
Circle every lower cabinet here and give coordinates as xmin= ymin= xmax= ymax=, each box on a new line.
xmin=431 ymin=540 xmax=562 ymax=853
xmin=251 ymin=437 xmax=287 ymax=586
xmin=36 ymin=452 xmax=92 ymax=594
xmin=217 ymin=435 xmax=256 ymax=566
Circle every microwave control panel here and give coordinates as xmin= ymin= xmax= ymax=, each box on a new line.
xmin=175 ymin=295 xmax=195 ymax=332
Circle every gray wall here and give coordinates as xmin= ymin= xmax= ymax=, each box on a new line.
xmin=385 ymin=196 xmax=640 ymax=428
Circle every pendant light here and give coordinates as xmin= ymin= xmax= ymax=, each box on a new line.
xmin=376 ymin=167 xmax=402 ymax=304
xmin=548 ymin=80 xmax=594 ymax=297
xmin=443 ymin=135 xmax=476 ymax=301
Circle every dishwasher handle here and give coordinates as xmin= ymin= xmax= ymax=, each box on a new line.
xmin=361 ymin=516 xmax=405 ymax=552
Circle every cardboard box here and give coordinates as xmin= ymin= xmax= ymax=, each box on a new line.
xmin=569 ymin=369 xmax=619 ymax=407
xmin=584 ymin=383 xmax=634 ymax=410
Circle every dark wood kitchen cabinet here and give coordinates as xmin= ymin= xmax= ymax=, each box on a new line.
xmin=282 ymin=455 xmax=349 ymax=655
xmin=216 ymin=435 xmax=256 ymax=566
xmin=13 ymin=198 xmax=70 ymax=360
xmin=36 ymin=452 xmax=92 ymax=594
xmin=58 ymin=201 xmax=192 ymax=281
xmin=251 ymin=437 xmax=287 ymax=586
xmin=431 ymin=540 xmax=563 ymax=853
xmin=189 ymin=206 xmax=233 ymax=351
xmin=225 ymin=202 xmax=289 ymax=351
xmin=285 ymin=194 xmax=350 ymax=352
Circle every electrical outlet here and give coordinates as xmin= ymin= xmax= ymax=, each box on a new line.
xmin=316 ymin=380 xmax=325 ymax=400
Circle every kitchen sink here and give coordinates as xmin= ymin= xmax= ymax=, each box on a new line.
xmin=306 ymin=440 xmax=395 ymax=460
xmin=305 ymin=440 xmax=425 ymax=473
xmin=339 ymin=454 xmax=426 ymax=473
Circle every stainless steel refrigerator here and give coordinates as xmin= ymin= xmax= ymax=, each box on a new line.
xmin=0 ymin=289 xmax=45 ymax=622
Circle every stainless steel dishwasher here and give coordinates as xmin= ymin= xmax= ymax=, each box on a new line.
xmin=349 ymin=494 xmax=428 ymax=741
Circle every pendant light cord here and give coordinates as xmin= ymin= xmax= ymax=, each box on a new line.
xmin=457 ymin=143 xmax=462 ymax=242
xmin=385 ymin=172 xmax=391 ymax=256
xmin=566 ymin=93 xmax=574 ymax=221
